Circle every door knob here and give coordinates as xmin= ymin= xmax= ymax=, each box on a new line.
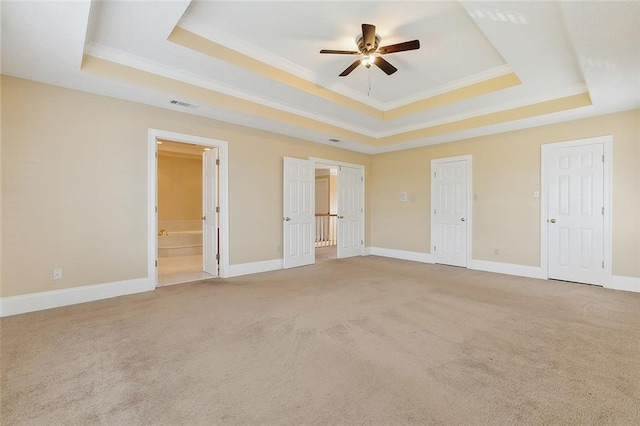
xmin=284 ymin=217 xmax=291 ymax=221
xmin=460 ymin=217 xmax=466 ymax=222
xmin=549 ymin=218 xmax=557 ymax=223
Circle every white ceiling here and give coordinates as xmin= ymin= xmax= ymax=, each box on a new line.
xmin=2 ymin=1 xmax=639 ymax=154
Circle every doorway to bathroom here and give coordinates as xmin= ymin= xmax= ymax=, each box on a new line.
xmin=148 ymin=129 xmax=229 ymax=288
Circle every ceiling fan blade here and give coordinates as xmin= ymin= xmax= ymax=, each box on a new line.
xmin=374 ymin=57 xmax=398 ymax=75
xmin=339 ymin=60 xmax=361 ymax=77
xmin=378 ymin=40 xmax=421 ymax=55
xmin=362 ymin=23 xmax=376 ymax=52
xmin=319 ymin=49 xmax=360 ymax=55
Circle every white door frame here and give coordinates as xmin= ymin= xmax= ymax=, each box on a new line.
xmin=430 ymin=155 xmax=473 ymax=267
xmin=310 ymin=157 xmax=365 ymax=257
xmin=540 ymin=135 xmax=612 ymax=285
xmin=148 ymin=129 xmax=230 ymax=289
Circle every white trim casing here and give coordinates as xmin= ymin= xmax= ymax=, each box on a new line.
xmin=540 ymin=135 xmax=613 ymax=286
xmin=367 ymin=248 xmax=638 ymax=293
xmin=468 ymin=259 xmax=546 ymax=280
xmin=0 ymin=278 xmax=149 ymax=317
xmin=148 ymin=129 xmax=230 ymax=286
xmin=430 ymin=154 xmax=473 ymax=267
xmin=368 ymin=247 xmax=433 ymax=263
xmin=147 ymin=132 xmax=158 ymax=290
xmin=609 ymin=275 xmax=640 ymax=293
xmin=227 ymin=259 xmax=283 ymax=278
xmin=310 ymin=157 xmax=366 ymax=257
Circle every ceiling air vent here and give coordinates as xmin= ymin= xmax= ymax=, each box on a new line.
xmin=170 ymin=100 xmax=199 ymax=109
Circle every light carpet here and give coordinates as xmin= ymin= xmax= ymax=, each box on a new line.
xmin=2 ymin=256 xmax=639 ymax=425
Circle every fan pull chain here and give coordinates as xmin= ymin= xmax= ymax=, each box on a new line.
xmin=368 ymin=68 xmax=372 ymax=97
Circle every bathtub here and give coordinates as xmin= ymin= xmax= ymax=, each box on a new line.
xmin=158 ymin=220 xmax=202 ymax=257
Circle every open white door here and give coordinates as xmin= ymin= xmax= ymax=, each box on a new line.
xmin=283 ymin=157 xmax=315 ymax=269
xmin=431 ymin=156 xmax=470 ymax=267
xmin=546 ymin=142 xmax=604 ymax=285
xmin=337 ymin=166 xmax=363 ymax=258
xmin=203 ymin=148 xmax=219 ymax=275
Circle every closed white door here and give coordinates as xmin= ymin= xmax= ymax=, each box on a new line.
xmin=546 ymin=143 xmax=604 ymax=285
xmin=432 ymin=158 xmax=469 ymax=267
xmin=203 ymin=148 xmax=219 ymax=276
xmin=283 ymin=157 xmax=315 ymax=268
xmin=337 ymin=166 xmax=363 ymax=258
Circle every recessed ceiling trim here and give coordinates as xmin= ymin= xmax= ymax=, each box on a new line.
xmin=380 ymin=92 xmax=592 ymax=146
xmin=84 ymin=43 xmax=379 ymax=137
xmin=168 ymin=26 xmax=522 ymax=122
xmin=81 ymin=53 xmax=592 ymax=150
xmin=378 ymin=83 xmax=590 ymax=137
xmin=384 ymin=72 xmax=521 ymax=120
xmin=80 ymin=54 xmax=376 ymax=145
xmin=383 ymin=65 xmax=514 ymax=110
xmin=168 ymin=26 xmax=384 ymax=120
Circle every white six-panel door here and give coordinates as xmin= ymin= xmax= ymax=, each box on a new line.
xmin=546 ymin=143 xmax=604 ymax=285
xmin=283 ymin=157 xmax=315 ymax=269
xmin=203 ymin=148 xmax=219 ymax=276
xmin=337 ymin=166 xmax=364 ymax=258
xmin=431 ymin=157 xmax=470 ymax=267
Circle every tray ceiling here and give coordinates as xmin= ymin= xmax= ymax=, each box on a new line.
xmin=2 ymin=1 xmax=639 ymax=154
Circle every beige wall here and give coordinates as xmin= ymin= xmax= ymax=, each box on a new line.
xmin=1 ymin=76 xmax=370 ymax=297
xmin=371 ymin=109 xmax=640 ymax=277
xmin=1 ymin=75 xmax=637 ymax=299
xmin=158 ymin=152 xmax=202 ymax=222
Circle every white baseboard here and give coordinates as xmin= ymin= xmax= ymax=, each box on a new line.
xmin=367 ymin=247 xmax=433 ymax=263
xmin=607 ymin=275 xmax=640 ymax=293
xmin=468 ymin=259 xmax=546 ymax=280
xmin=0 ymin=277 xmax=150 ymax=317
xmin=367 ymin=250 xmax=639 ymax=294
xmin=226 ymin=259 xmax=283 ymax=278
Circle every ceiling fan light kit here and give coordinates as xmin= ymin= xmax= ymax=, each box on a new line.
xmin=320 ymin=23 xmax=420 ymax=77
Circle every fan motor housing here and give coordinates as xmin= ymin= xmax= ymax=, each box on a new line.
xmin=356 ymin=35 xmax=381 ymax=53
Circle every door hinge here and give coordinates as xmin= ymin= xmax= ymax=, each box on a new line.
xmin=602 ymin=260 xmax=604 ymax=268
xmin=361 ymin=176 xmax=363 ymax=182
xmin=155 ymin=205 xmax=158 ymax=213
xmin=361 ymin=240 xmax=364 ymax=245
xmin=433 ymin=172 xmax=436 ymax=178
xmin=216 ymin=206 xmax=220 ymax=213
xmin=602 ymin=155 xmax=604 ymax=162
xmin=216 ymin=253 xmax=220 ymax=261
xmin=433 ymin=209 xmax=436 ymax=214
xmin=433 ymin=245 xmax=436 ymax=252
xmin=155 ymin=152 xmax=158 ymax=159
xmin=216 ymin=159 xmax=220 ymax=166
xmin=602 ymin=207 xmax=604 ymax=215
xmin=155 ymin=260 xmax=158 ymax=267
xmin=360 ymin=208 xmax=363 ymax=213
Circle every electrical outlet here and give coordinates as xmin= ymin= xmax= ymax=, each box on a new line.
xmin=53 ymin=268 xmax=63 ymax=280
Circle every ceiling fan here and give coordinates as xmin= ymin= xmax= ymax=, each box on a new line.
xmin=320 ymin=23 xmax=420 ymax=77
